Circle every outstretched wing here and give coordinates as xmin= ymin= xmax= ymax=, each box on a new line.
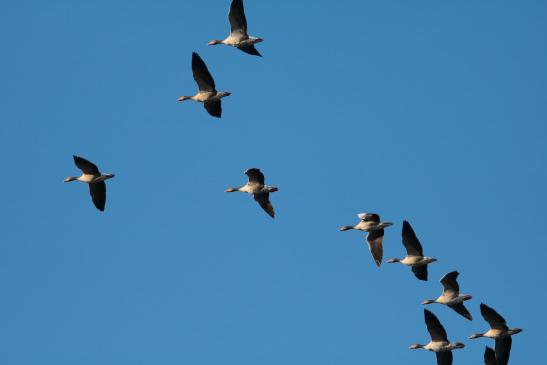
xmin=484 ymin=347 xmax=497 ymax=365
xmin=412 ymin=265 xmax=428 ymax=281
xmin=448 ymin=302 xmax=472 ymax=321
xmin=435 ymin=351 xmax=453 ymax=365
xmin=245 ymin=168 xmax=265 ymax=185
xmin=74 ymin=155 xmax=100 ymax=175
xmin=89 ymin=181 xmax=106 ymax=211
xmin=402 ymin=220 xmax=424 ymax=256
xmin=480 ymin=303 xmax=508 ymax=330
xmin=237 ymin=44 xmax=262 ymax=57
xmin=204 ymin=100 xmax=222 ymax=118
xmin=424 ymin=309 xmax=449 ymax=342
xmin=366 ymin=229 xmax=384 ymax=267
xmin=254 ymin=192 xmax=274 ymax=218
xmin=192 ymin=52 xmax=216 ymax=92
xmin=494 ymin=336 xmax=512 ymax=365
xmin=440 ymin=271 xmax=460 ymax=297
xmin=228 ymin=0 xmax=248 ymax=35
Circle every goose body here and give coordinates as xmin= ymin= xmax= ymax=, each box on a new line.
xmin=410 ymin=309 xmax=465 ymax=365
xmin=469 ymin=303 xmax=522 ymax=365
xmin=208 ymin=0 xmax=263 ymax=56
xmin=177 ymin=52 xmax=231 ymax=118
xmin=386 ymin=220 xmax=437 ymax=280
xmin=225 ymin=168 xmax=278 ymax=218
xmin=422 ymin=271 xmax=473 ymax=321
xmin=339 ymin=213 xmax=393 ymax=266
xmin=64 ymin=155 xmax=115 ymax=211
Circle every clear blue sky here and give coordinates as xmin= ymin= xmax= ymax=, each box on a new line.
xmin=1 ymin=0 xmax=546 ymax=364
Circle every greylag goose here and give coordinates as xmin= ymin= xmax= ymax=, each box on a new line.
xmin=484 ymin=347 xmax=497 ymax=365
xmin=422 ymin=271 xmax=473 ymax=321
xmin=64 ymin=155 xmax=114 ymax=211
xmin=177 ymin=52 xmax=231 ymax=118
xmin=208 ymin=0 xmax=263 ymax=56
xmin=469 ymin=303 xmax=522 ymax=365
xmin=339 ymin=213 xmax=393 ymax=266
xmin=225 ymin=168 xmax=278 ymax=218
xmin=386 ymin=220 xmax=437 ymax=281
xmin=409 ymin=309 xmax=465 ymax=365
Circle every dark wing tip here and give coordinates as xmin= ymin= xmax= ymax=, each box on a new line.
xmin=238 ymin=45 xmax=262 ymax=57
xmin=424 ymin=308 xmax=435 ymax=319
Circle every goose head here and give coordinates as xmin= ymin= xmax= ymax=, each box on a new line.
xmin=421 ymin=299 xmax=436 ymax=305
xmin=409 ymin=344 xmax=424 ymax=350
xmin=64 ymin=176 xmax=78 ymax=182
xmin=451 ymin=342 xmax=465 ymax=350
xmin=469 ymin=333 xmax=484 ymax=339
xmin=177 ymin=96 xmax=192 ymax=102
xmin=208 ymin=39 xmax=223 ymax=46
xmin=218 ymin=91 xmax=232 ymax=98
xmin=386 ymin=258 xmax=401 ymax=263
xmin=225 ymin=187 xmax=239 ymax=193
xmin=339 ymin=226 xmax=354 ymax=231
xmin=266 ymin=186 xmax=278 ymax=193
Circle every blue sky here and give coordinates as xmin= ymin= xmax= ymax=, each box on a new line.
xmin=1 ymin=0 xmax=546 ymax=363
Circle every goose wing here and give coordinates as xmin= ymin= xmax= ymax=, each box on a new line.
xmin=358 ymin=213 xmax=380 ymax=222
xmin=402 ymin=220 xmax=424 ymax=256
xmin=237 ymin=44 xmax=262 ymax=56
xmin=254 ymin=192 xmax=274 ymax=218
xmin=228 ymin=0 xmax=248 ymax=36
xmin=480 ymin=303 xmax=508 ymax=330
xmin=424 ymin=309 xmax=449 ymax=342
xmin=440 ymin=271 xmax=460 ymax=297
xmin=412 ymin=265 xmax=428 ymax=281
xmin=448 ymin=302 xmax=472 ymax=321
xmin=245 ymin=168 xmax=265 ymax=185
xmin=89 ymin=181 xmax=106 ymax=211
xmin=435 ymin=351 xmax=453 ymax=365
xmin=192 ymin=52 xmax=216 ymax=92
xmin=366 ymin=229 xmax=384 ymax=267
xmin=204 ymin=100 xmax=222 ymax=118
xmin=484 ymin=347 xmax=497 ymax=365
xmin=74 ymin=155 xmax=100 ymax=175
xmin=494 ymin=336 xmax=512 ymax=365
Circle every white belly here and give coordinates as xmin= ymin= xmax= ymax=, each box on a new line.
xmin=77 ymin=174 xmax=97 ymax=183
xmin=425 ymin=341 xmax=449 ymax=352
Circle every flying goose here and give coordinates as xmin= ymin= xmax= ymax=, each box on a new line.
xmin=469 ymin=303 xmax=522 ymax=365
xmin=422 ymin=271 xmax=473 ymax=321
xmin=409 ymin=309 xmax=465 ymax=365
xmin=484 ymin=347 xmax=497 ymax=365
xmin=208 ymin=0 xmax=263 ymax=56
xmin=177 ymin=52 xmax=231 ymax=118
xmin=339 ymin=213 xmax=393 ymax=266
xmin=386 ymin=220 xmax=437 ymax=281
xmin=64 ymin=155 xmax=115 ymax=211
xmin=225 ymin=168 xmax=278 ymax=218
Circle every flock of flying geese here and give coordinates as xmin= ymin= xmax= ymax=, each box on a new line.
xmin=62 ymin=1 xmax=522 ymax=364
xmin=339 ymin=214 xmax=522 ymax=365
